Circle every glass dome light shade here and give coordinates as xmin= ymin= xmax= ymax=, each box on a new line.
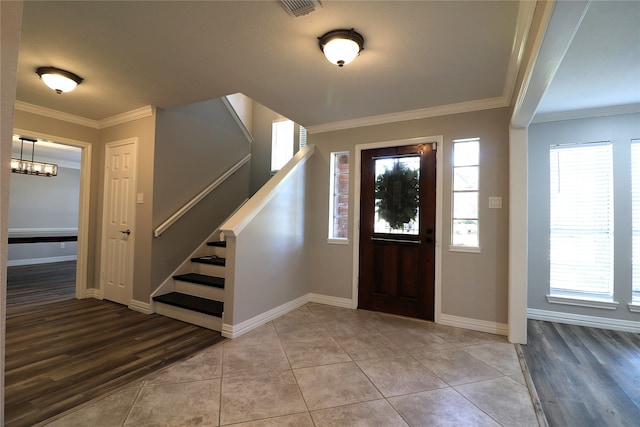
xmin=36 ymin=67 xmax=83 ymax=94
xmin=318 ymin=29 xmax=364 ymax=67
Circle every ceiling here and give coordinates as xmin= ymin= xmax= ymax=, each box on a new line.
xmin=14 ymin=1 xmax=640 ymax=140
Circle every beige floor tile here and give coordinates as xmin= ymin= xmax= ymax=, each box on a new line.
xmin=293 ymin=362 xmax=382 ymax=410
xmin=274 ymin=322 xmax=333 ymax=342
xmin=415 ymin=348 xmax=503 ymax=385
xmin=455 ymin=376 xmax=539 ymax=427
xmin=222 ymin=342 xmax=290 ymax=377
xmin=379 ymin=328 xmax=453 ymax=354
xmin=334 ymin=332 xmax=406 ymax=360
xmin=322 ymin=317 xmax=378 ymax=338
xmin=461 ymin=342 xmax=522 ymax=375
xmin=44 ymin=387 xmax=140 ymax=427
xmin=282 ymin=337 xmax=351 ymax=368
xmin=431 ymin=325 xmax=506 ymax=347
xmin=272 ymin=306 xmax=317 ymax=327
xmin=220 ymin=370 xmax=307 ymax=425
xmin=224 ymin=412 xmax=314 ymax=426
xmin=124 ymin=379 xmax=220 ymax=427
xmin=145 ymin=345 xmax=223 ymax=385
xmin=305 ymin=303 xmax=360 ymax=321
xmin=356 ymin=356 xmax=447 ymax=397
xmin=388 ymin=388 xmax=500 ymax=427
xmin=222 ymin=322 xmax=281 ymax=348
xmin=310 ymin=399 xmax=409 ymax=426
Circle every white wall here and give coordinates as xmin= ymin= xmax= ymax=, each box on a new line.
xmin=528 ymin=113 xmax=640 ymax=328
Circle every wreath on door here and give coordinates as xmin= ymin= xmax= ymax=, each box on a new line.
xmin=375 ymin=162 xmax=419 ymax=230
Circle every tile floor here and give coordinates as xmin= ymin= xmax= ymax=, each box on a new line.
xmin=42 ymin=303 xmax=539 ymax=426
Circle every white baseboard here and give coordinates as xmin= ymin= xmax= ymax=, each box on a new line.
xmin=84 ymin=288 xmax=101 ymax=299
xmin=7 ymin=255 xmax=77 ymax=267
xmin=439 ymin=313 xmax=508 ymax=336
xmin=527 ymin=308 xmax=640 ymax=333
xmin=221 ymin=293 xmax=354 ymax=339
xmin=308 ymin=293 xmax=353 ymax=309
xmin=129 ymin=299 xmax=151 ymax=314
xmin=222 ymin=294 xmax=309 ymax=339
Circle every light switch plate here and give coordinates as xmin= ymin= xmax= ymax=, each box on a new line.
xmin=489 ymin=196 xmax=502 ymax=208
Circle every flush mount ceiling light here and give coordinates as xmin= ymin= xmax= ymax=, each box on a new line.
xmin=318 ymin=28 xmax=364 ymax=67
xmin=36 ymin=67 xmax=83 ymax=94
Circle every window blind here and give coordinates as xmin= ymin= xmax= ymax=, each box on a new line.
xmin=549 ymin=141 xmax=614 ymax=298
xmin=632 ymin=140 xmax=640 ymax=301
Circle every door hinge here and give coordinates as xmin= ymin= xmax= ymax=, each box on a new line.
xmin=431 ymin=142 xmax=437 ymax=151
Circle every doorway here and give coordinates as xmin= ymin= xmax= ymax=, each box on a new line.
xmin=354 ymin=137 xmax=443 ymax=321
xmin=12 ymin=129 xmax=92 ymax=298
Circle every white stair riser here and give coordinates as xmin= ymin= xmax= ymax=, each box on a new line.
xmin=175 ymin=280 xmax=224 ymax=301
xmin=155 ymin=302 xmax=222 ymax=331
xmin=209 ymin=246 xmax=226 ymax=258
xmin=195 ymin=263 xmax=225 ymax=277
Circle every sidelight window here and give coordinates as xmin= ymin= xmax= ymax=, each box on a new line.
xmin=632 ymin=139 xmax=640 ymax=302
xmin=451 ymin=138 xmax=480 ymax=250
xmin=329 ymin=151 xmax=349 ymax=241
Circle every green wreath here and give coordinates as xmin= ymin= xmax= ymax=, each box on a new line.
xmin=375 ymin=162 xmax=419 ymax=230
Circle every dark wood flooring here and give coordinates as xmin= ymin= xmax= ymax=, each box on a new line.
xmin=522 ymin=319 xmax=640 ymax=427
xmin=4 ymin=261 xmax=225 ymax=427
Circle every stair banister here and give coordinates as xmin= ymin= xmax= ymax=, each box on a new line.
xmin=154 ymin=153 xmax=252 ymax=238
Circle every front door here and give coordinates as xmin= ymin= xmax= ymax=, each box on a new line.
xmin=101 ymin=139 xmax=137 ymax=306
xmin=358 ymin=143 xmax=436 ymax=320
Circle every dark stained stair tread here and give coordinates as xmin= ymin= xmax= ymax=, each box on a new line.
xmin=207 ymin=241 xmax=227 ymax=247
xmin=153 ymin=292 xmax=223 ymax=317
xmin=191 ymin=255 xmax=225 ymax=266
xmin=173 ymin=273 xmax=224 ymax=288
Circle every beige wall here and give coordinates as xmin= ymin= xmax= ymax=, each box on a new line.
xmin=308 ymin=107 xmax=511 ymax=324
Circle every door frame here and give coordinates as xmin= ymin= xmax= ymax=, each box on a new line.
xmin=352 ymin=136 xmax=444 ymax=323
xmin=13 ymin=128 xmax=92 ymax=299
xmin=99 ymin=138 xmax=138 ymax=304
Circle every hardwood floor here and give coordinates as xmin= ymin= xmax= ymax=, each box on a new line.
xmin=522 ymin=319 xmax=640 ymax=427
xmin=4 ymin=261 xmax=225 ymax=427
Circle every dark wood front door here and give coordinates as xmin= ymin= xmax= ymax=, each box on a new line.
xmin=358 ymin=143 xmax=436 ymax=320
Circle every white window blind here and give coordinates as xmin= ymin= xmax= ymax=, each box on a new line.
xmin=271 ymin=120 xmax=294 ymax=172
xmin=549 ymin=141 xmax=614 ymax=299
xmin=632 ymin=139 xmax=640 ymax=301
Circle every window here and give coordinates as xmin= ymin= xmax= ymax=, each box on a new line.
xmin=632 ymin=139 xmax=640 ymax=302
xmin=329 ymin=151 xmax=349 ymax=241
xmin=549 ymin=141 xmax=614 ymax=300
xmin=271 ymin=120 xmax=294 ymax=172
xmin=451 ymin=138 xmax=480 ymax=249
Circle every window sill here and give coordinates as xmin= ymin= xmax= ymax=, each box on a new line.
xmin=628 ymin=302 xmax=640 ymax=313
xmin=449 ymin=245 xmax=481 ymax=253
xmin=546 ymin=294 xmax=619 ymax=310
xmin=327 ymin=238 xmax=349 ymax=245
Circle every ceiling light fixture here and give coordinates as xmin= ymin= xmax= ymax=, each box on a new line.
xmin=11 ymin=137 xmax=58 ymax=177
xmin=36 ymin=66 xmax=83 ymax=94
xmin=318 ymin=28 xmax=364 ymax=67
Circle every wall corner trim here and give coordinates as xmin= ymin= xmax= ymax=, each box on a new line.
xmin=439 ymin=313 xmax=508 ymax=336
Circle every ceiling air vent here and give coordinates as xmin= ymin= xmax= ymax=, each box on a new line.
xmin=279 ymin=0 xmax=322 ymax=17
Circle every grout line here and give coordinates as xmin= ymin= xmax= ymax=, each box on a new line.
xmin=515 ymin=343 xmax=549 ymax=427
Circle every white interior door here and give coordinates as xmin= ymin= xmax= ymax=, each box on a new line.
xmin=101 ymin=139 xmax=137 ymax=305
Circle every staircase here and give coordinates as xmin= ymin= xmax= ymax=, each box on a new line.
xmin=153 ymin=240 xmax=227 ymax=331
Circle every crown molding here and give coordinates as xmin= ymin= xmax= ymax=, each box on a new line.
xmin=97 ymin=105 xmax=155 ymax=128
xmin=532 ymin=103 xmax=640 ymax=124
xmin=502 ymin=0 xmax=537 ymax=106
xmin=306 ymin=96 xmax=509 ymax=134
xmin=14 ymin=101 xmax=154 ymax=129
xmin=14 ymin=101 xmax=100 ymax=129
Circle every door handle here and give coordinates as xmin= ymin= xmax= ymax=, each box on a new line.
xmin=120 ymin=229 xmax=131 ymax=235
